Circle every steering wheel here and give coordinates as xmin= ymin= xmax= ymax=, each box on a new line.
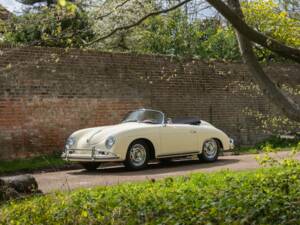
xmin=141 ymin=119 xmax=155 ymax=124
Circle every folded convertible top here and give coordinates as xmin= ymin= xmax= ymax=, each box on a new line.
xmin=172 ymin=117 xmax=201 ymax=125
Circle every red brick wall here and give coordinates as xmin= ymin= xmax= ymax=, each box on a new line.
xmin=0 ymin=46 xmax=299 ymax=160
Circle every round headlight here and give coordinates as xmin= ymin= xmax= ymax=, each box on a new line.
xmin=65 ymin=137 xmax=75 ymax=149
xmin=105 ymin=136 xmax=116 ymax=149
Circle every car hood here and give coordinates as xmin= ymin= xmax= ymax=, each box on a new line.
xmin=72 ymin=122 xmax=151 ymax=147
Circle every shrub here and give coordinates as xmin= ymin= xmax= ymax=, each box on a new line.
xmin=1 ymin=165 xmax=300 ymax=224
xmin=256 ymin=135 xmax=300 ymax=151
xmin=2 ymin=3 xmax=94 ymax=48
xmin=237 ymin=135 xmax=300 ymax=154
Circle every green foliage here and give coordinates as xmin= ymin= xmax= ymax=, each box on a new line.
xmin=119 ymin=0 xmax=299 ymax=61
xmin=199 ymin=26 xmax=239 ymax=60
xmin=2 ymin=166 xmax=300 ymax=224
xmin=3 ymin=0 xmax=298 ymax=62
xmin=132 ymin=10 xmax=240 ymax=60
xmin=237 ymin=135 xmax=300 ymax=154
xmin=255 ymin=138 xmax=300 ymax=167
xmin=257 ymin=135 xmax=300 ymax=151
xmin=0 ymin=154 xmax=68 ymax=175
xmin=135 ymin=10 xmax=199 ymax=56
xmin=2 ymin=3 xmax=94 ymax=47
xmin=243 ymin=0 xmax=300 ymax=46
xmin=242 ymin=0 xmax=300 ymax=61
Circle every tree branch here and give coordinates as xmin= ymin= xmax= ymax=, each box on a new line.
xmin=95 ymin=0 xmax=132 ymax=20
xmin=227 ymin=0 xmax=300 ymax=122
xmin=206 ymin=0 xmax=300 ymax=63
xmin=87 ymin=0 xmax=300 ymax=63
xmin=86 ymin=0 xmax=193 ymax=46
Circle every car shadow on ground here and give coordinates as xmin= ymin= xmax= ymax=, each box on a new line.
xmin=68 ymin=158 xmax=240 ymax=177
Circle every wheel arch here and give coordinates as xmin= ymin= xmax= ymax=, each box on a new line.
xmin=212 ymin=138 xmax=224 ymax=150
xmin=128 ymin=138 xmax=156 ymax=160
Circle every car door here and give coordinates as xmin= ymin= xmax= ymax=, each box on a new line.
xmin=159 ymin=124 xmax=198 ymax=156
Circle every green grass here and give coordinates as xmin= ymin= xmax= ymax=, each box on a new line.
xmin=234 ymin=135 xmax=300 ymax=154
xmin=0 ymin=154 xmax=69 ymax=175
xmin=1 ymin=165 xmax=300 ymax=224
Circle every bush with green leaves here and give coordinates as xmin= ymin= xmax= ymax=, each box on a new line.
xmin=131 ymin=10 xmax=240 ymax=60
xmin=237 ymin=135 xmax=300 ymax=154
xmin=2 ymin=164 xmax=300 ymax=224
xmin=2 ymin=3 xmax=94 ymax=47
xmin=256 ymin=135 xmax=300 ymax=151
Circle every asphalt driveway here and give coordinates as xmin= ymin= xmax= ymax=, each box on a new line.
xmin=29 ymin=151 xmax=298 ymax=193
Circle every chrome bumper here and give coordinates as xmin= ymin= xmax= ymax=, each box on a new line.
xmin=62 ymin=149 xmax=120 ymax=162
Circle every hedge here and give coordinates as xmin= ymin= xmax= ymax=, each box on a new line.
xmin=1 ymin=165 xmax=300 ymax=225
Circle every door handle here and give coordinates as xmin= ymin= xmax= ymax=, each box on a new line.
xmin=190 ymin=130 xmax=197 ymax=134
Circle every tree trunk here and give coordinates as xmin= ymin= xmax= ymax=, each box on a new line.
xmin=227 ymin=0 xmax=300 ymax=122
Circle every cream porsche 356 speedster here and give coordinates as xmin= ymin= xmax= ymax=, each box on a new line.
xmin=62 ymin=109 xmax=234 ymax=171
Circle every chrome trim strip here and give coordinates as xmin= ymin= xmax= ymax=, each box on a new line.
xmin=157 ymin=151 xmax=200 ymax=158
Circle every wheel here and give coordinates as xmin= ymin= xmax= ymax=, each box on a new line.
xmin=80 ymin=162 xmax=101 ymax=171
xmin=199 ymin=139 xmax=219 ymax=162
xmin=124 ymin=140 xmax=149 ymax=170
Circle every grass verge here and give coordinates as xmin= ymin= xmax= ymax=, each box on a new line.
xmin=0 ymin=154 xmax=72 ymax=175
xmin=234 ymin=135 xmax=300 ymax=154
xmin=1 ymin=165 xmax=300 ymax=224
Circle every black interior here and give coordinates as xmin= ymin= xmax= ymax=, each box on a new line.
xmin=172 ymin=117 xmax=201 ymax=125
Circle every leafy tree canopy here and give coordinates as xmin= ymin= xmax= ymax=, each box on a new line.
xmin=242 ymin=0 xmax=300 ymax=61
xmin=89 ymin=0 xmax=298 ymax=62
xmin=2 ymin=2 xmax=94 ymax=47
xmin=130 ymin=10 xmax=240 ymax=60
xmin=1 ymin=0 xmax=299 ymax=62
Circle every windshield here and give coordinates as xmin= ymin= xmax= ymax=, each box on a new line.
xmin=122 ymin=109 xmax=164 ymax=124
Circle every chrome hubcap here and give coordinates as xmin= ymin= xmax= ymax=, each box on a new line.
xmin=130 ymin=144 xmax=146 ymax=167
xmin=203 ymin=139 xmax=218 ymax=159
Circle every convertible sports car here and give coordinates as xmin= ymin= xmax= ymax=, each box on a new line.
xmin=62 ymin=109 xmax=234 ymax=171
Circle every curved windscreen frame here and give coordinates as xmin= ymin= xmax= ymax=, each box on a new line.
xmin=122 ymin=109 xmax=165 ymax=124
